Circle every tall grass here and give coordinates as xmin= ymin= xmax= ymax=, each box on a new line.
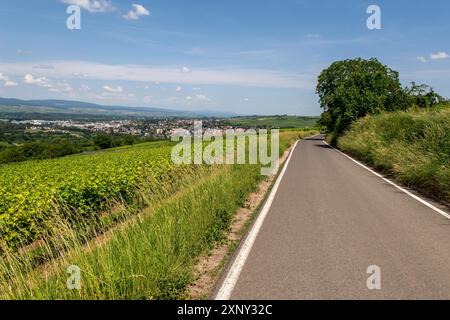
xmin=0 ymin=130 xmax=317 ymax=299
xmin=1 ymin=165 xmax=261 ymax=299
xmin=338 ymin=105 xmax=450 ymax=203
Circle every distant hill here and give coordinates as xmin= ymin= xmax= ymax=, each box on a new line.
xmin=0 ymin=97 xmax=236 ymax=120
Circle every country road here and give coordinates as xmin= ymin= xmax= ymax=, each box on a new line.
xmin=214 ymin=134 xmax=450 ymax=300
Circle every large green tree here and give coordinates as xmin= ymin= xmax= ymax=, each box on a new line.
xmin=317 ymin=58 xmax=408 ymax=138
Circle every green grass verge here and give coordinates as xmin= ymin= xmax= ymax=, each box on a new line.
xmin=338 ymin=104 xmax=450 ymax=204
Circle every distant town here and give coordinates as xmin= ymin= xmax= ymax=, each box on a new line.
xmin=1 ymin=118 xmax=243 ymax=139
xmin=1 ymin=115 xmax=318 ymax=140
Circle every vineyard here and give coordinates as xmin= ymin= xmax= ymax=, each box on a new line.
xmin=0 ymin=141 xmax=187 ymax=248
xmin=0 ymin=130 xmax=317 ymax=299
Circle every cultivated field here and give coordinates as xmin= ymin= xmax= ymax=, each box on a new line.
xmin=0 ymin=141 xmax=181 ymax=248
xmin=0 ymin=129 xmax=317 ymax=299
xmin=224 ymin=115 xmax=319 ymax=129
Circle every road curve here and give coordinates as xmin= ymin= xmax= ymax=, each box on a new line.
xmin=214 ymin=134 xmax=450 ymax=299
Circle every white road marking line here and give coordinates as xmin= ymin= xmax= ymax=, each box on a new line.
xmin=323 ymin=140 xmax=450 ymax=220
xmin=214 ymin=139 xmax=301 ymax=300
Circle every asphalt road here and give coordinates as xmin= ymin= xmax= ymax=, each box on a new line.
xmin=215 ymin=134 xmax=450 ymax=299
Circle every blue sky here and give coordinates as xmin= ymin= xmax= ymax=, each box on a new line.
xmin=0 ymin=0 xmax=449 ymax=115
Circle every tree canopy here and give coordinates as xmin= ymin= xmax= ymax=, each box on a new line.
xmin=317 ymin=58 xmax=409 ymax=137
xmin=316 ymin=58 xmax=448 ymax=144
xmin=405 ymin=82 xmax=446 ymax=108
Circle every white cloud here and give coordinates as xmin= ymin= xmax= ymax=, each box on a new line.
xmin=11 ymin=72 xmax=79 ymax=94
xmin=59 ymin=82 xmax=74 ymax=92
xmin=0 ymin=73 xmax=18 ymax=87
xmin=46 ymin=82 xmax=74 ymax=93
xmin=23 ymin=74 xmax=50 ymax=86
xmin=186 ymin=94 xmax=211 ymax=102
xmin=99 ymin=85 xmax=133 ymax=101
xmin=430 ymin=52 xmax=450 ymax=60
xmin=33 ymin=64 xmax=55 ymax=70
xmin=61 ymin=0 xmax=114 ymax=13
xmin=2 ymin=61 xmax=315 ymax=89
xmin=4 ymin=81 xmax=18 ymax=87
xmin=194 ymin=94 xmax=210 ymax=101
xmin=97 ymin=89 xmax=135 ymax=101
xmin=17 ymin=49 xmax=32 ymax=55
xmin=175 ymin=85 xmax=182 ymax=92
xmin=123 ymin=4 xmax=150 ymax=20
xmin=73 ymin=72 xmax=89 ymax=78
xmin=181 ymin=66 xmax=192 ymax=74
xmin=417 ymin=56 xmax=427 ymax=63
xmin=103 ymin=85 xmax=123 ymax=93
